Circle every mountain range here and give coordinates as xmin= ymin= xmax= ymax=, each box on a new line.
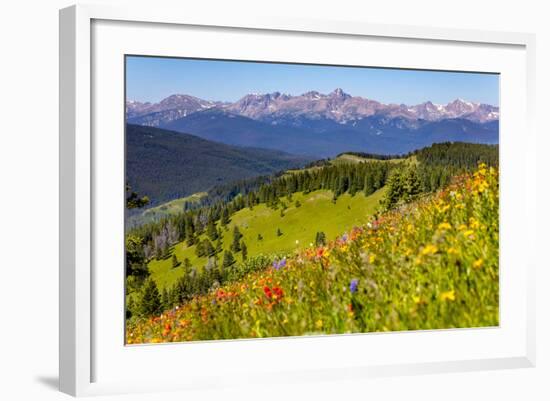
xmin=126 ymin=89 xmax=499 ymax=157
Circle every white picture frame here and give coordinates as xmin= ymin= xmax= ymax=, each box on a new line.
xmin=59 ymin=3 xmax=536 ymax=397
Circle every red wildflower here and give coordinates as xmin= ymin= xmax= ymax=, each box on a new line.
xmin=200 ymin=307 xmax=208 ymax=322
xmin=263 ymin=286 xmax=284 ymax=303
xmin=272 ymin=286 xmax=284 ymax=300
xmin=162 ymin=323 xmax=171 ymax=336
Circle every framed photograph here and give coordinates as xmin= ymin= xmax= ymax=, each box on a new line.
xmin=59 ymin=4 xmax=536 ymax=396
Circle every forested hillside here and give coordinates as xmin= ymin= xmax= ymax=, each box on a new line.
xmin=126 ymin=124 xmax=311 ymax=204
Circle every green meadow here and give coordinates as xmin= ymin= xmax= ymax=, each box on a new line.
xmin=148 ymin=188 xmax=385 ymax=290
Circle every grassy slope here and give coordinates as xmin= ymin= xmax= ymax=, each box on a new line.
xmin=285 ymin=153 xmax=405 ymax=176
xmin=331 ymin=153 xmax=404 ymax=165
xmin=148 ymin=188 xmax=385 ymax=290
xmin=127 ymin=192 xmax=206 ymax=227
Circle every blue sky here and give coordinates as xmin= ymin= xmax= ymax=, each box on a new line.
xmin=126 ymin=56 xmax=499 ymax=106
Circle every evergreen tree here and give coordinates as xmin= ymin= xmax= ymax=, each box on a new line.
xmin=222 ymin=250 xmax=236 ymax=269
xmin=231 ymin=226 xmax=242 ymax=252
xmin=195 ymin=241 xmax=205 ymax=258
xmin=215 ymin=237 xmax=223 ymax=254
xmin=206 ymin=220 xmax=218 ymax=241
xmin=364 ymin=174 xmax=375 ymax=196
xmin=161 ymin=287 xmax=170 ymax=310
xmin=315 ymin=231 xmax=327 ymax=246
xmin=125 ymin=184 xmax=150 ymax=209
xmin=125 ymin=234 xmax=147 ymax=277
xmin=221 ymin=208 xmax=230 ymax=226
xmin=276 ymin=228 xmax=283 ymax=237
xmin=136 ymin=278 xmax=162 ymax=317
xmin=257 ymin=233 xmax=263 ymax=241
xmin=295 ymin=200 xmax=301 ymax=208
xmin=241 ymin=241 xmax=248 ymax=261
xmin=171 ymin=254 xmax=179 ymax=268
xmin=155 ymin=246 xmax=163 ymax=260
xmin=382 ymin=168 xmax=405 ymax=210
xmin=185 ymin=224 xmax=195 ymax=246
xmin=403 ymin=165 xmax=422 ymax=201
xmin=205 ymin=256 xmax=220 ymax=285
xmin=203 ymin=239 xmax=216 ymax=257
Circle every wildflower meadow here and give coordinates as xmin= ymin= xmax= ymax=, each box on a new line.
xmin=126 ymin=163 xmax=499 ymax=343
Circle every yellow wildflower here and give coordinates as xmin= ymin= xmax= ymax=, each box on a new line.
xmin=315 ymin=319 xmax=323 ymax=329
xmin=369 ymin=254 xmax=376 ymax=263
xmin=463 ymin=230 xmax=475 ymax=238
xmin=447 ymin=247 xmax=459 ymax=256
xmin=473 ymin=258 xmax=483 ymax=269
xmin=421 ymin=244 xmax=438 ymax=256
xmin=469 ymin=217 xmax=480 ymax=229
xmin=439 ymin=290 xmax=456 ymax=302
xmin=438 ymin=222 xmax=452 ymax=230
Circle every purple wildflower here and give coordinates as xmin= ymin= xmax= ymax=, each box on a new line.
xmin=273 ymin=258 xmax=287 ymax=270
xmin=341 ymin=233 xmax=349 ymax=242
xmin=349 ymin=279 xmax=359 ymax=293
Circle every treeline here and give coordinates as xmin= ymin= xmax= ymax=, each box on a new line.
xmin=255 ymin=161 xmax=394 ymax=203
xmin=343 ymin=142 xmax=499 ymax=169
xmin=413 ymin=141 xmax=498 ymax=168
xmin=414 ymin=142 xmax=498 ymax=193
xmin=196 ymin=175 xmax=274 ymax=208
xmin=382 ymin=142 xmax=499 ymax=209
xmin=338 ymin=151 xmax=406 ymax=160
